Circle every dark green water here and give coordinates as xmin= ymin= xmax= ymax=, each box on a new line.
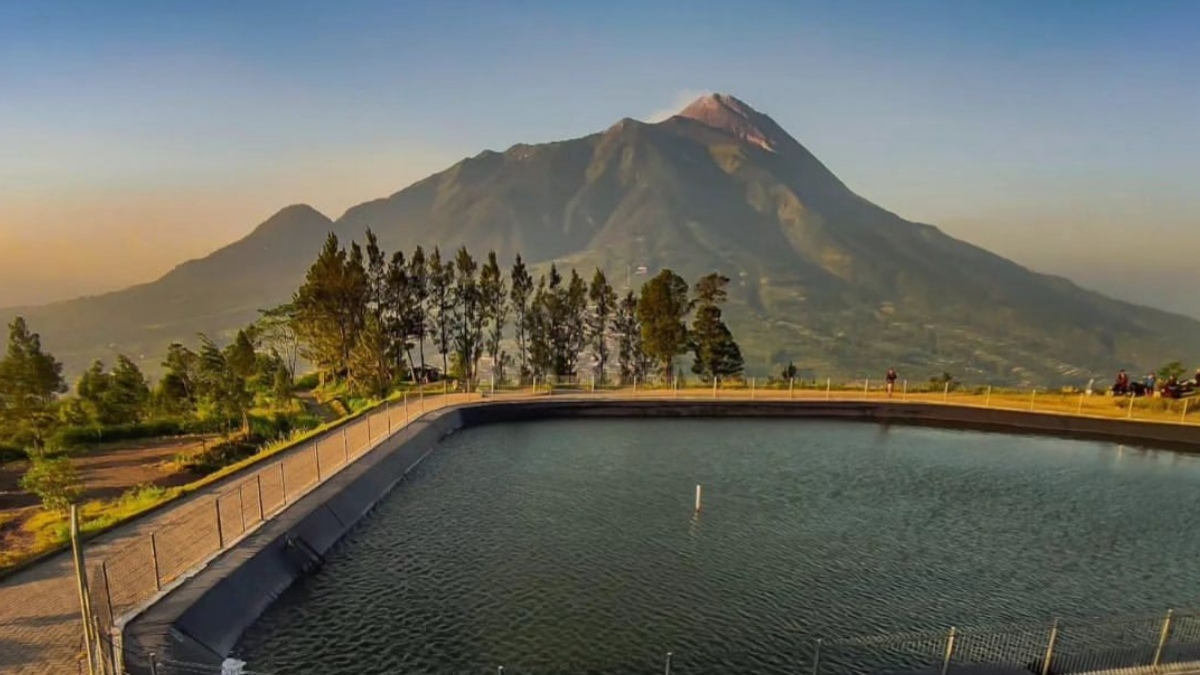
xmin=233 ymin=419 xmax=1200 ymax=674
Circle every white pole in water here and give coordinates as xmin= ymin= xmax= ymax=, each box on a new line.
xmin=695 ymin=484 xmax=702 ymax=512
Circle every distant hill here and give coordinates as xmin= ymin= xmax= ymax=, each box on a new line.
xmin=5 ymin=94 xmax=1197 ymax=385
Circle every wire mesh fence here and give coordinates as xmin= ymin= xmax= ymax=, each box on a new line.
xmin=84 ymin=393 xmax=456 ymax=655
xmin=813 ymin=610 xmax=1200 ymax=675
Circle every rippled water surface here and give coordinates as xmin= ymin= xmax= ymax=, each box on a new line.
xmin=234 ymin=419 xmax=1200 ymax=674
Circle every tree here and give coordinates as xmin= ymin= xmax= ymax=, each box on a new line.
xmin=384 ymin=250 xmax=418 ymax=381
xmin=780 ymin=361 xmax=798 ymax=381
xmin=292 ymin=233 xmax=368 ymax=384
xmin=21 ymin=457 xmax=82 ymax=512
xmin=427 ymin=247 xmax=455 ymax=379
xmin=158 ymin=343 xmax=200 ymax=414
xmin=354 ymin=229 xmax=393 ymax=394
xmin=526 ymin=274 xmax=553 ymax=379
xmin=196 ymin=334 xmax=254 ymax=434
xmin=636 ymin=269 xmax=692 ymax=381
xmin=480 ymin=251 xmax=509 ymax=383
xmin=561 ymin=269 xmax=589 ymax=379
xmin=689 ymin=273 xmax=744 ymax=383
xmin=227 ymin=330 xmax=258 ymax=382
xmin=407 ymin=246 xmax=430 ymax=376
xmin=613 ymin=291 xmax=647 ymax=384
xmin=104 ymin=355 xmax=151 ymax=424
xmin=272 ymin=361 xmax=293 ymax=402
xmin=451 ymin=247 xmax=483 ymax=385
xmin=586 ymin=269 xmax=617 ymax=384
xmin=256 ymin=304 xmax=300 ymax=379
xmin=1158 ymin=361 xmax=1187 ymax=381
xmin=0 ymin=317 xmax=66 ymax=448
xmin=509 ymin=254 xmax=533 ymax=382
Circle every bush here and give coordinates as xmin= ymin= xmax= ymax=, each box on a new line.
xmin=50 ymin=419 xmax=188 ymax=449
xmin=21 ymin=457 xmax=84 ymax=512
xmin=293 ymin=372 xmax=320 ymax=391
xmin=0 ymin=443 xmax=27 ymax=464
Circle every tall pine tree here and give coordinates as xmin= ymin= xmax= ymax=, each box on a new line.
xmin=636 ymin=269 xmax=691 ymax=382
xmin=509 ymin=254 xmax=533 ymax=382
xmin=0 ymin=317 xmax=66 ymax=448
xmin=586 ymin=269 xmax=616 ymax=384
xmin=689 ymin=273 xmax=744 ymax=382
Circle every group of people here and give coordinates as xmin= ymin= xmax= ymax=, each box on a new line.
xmin=1113 ymin=369 xmax=1200 ymax=399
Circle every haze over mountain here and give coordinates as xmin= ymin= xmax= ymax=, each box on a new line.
xmin=4 ymin=94 xmax=1197 ymax=385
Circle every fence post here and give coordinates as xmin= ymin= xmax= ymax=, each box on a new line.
xmin=943 ymin=381 xmax=950 ymax=403
xmin=255 ymin=474 xmax=265 ymax=521
xmin=1128 ymin=394 xmax=1135 ymax=419
xmin=149 ymin=533 xmax=161 ymax=591
xmin=100 ymin=561 xmax=114 ymax=621
xmin=903 ymin=379 xmax=908 ymax=401
xmin=315 ymin=442 xmax=323 ymax=482
xmin=863 ymin=378 xmax=870 ymax=400
xmin=1153 ymin=609 xmax=1174 ymax=667
xmin=420 ymin=387 xmax=425 ymax=412
xmin=941 ymin=626 xmax=957 ymax=675
xmin=1183 ymin=398 xmax=1190 ymax=424
xmin=751 ymin=377 xmax=756 ymax=400
xmin=214 ymin=498 xmax=224 ymax=548
xmin=1041 ymin=618 xmax=1059 ymax=675
xmin=404 ymin=392 xmax=409 ymax=425
xmin=1078 ymin=392 xmax=1085 ymax=415
xmin=826 ymin=377 xmax=831 ymax=400
xmin=1030 ymin=389 xmax=1036 ymax=411
xmin=985 ymin=385 xmax=991 ymax=407
xmin=237 ymin=483 xmax=247 ymax=533
xmin=342 ymin=427 xmax=349 ymax=463
xmin=789 ymin=377 xmax=795 ymax=400
xmin=712 ymin=377 xmax=718 ymax=399
xmin=69 ymin=505 xmax=97 ymax=675
xmin=811 ymin=638 xmax=823 ymax=675
xmin=387 ymin=400 xmax=392 ymax=434
xmin=367 ymin=411 xmax=372 ymax=442
xmin=279 ymin=461 xmax=288 ymax=504
xmin=634 ymin=376 xmax=638 ymax=397
xmin=664 ymin=651 xmax=673 ymax=675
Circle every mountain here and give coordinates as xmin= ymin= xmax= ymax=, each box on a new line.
xmin=4 ymin=94 xmax=1198 ymax=385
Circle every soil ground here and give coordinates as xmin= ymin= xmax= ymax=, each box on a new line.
xmin=0 ymin=435 xmax=216 ymax=563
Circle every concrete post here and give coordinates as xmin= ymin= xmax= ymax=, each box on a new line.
xmin=1128 ymin=394 xmax=1135 ymax=419
xmin=940 ymin=626 xmax=957 ymax=675
xmin=1078 ymin=392 xmax=1085 ymax=415
xmin=1041 ymin=618 xmax=1059 ymax=675
xmin=826 ymin=377 xmax=831 ymax=400
xmin=985 ymin=385 xmax=991 ymax=407
xmin=712 ymin=377 xmax=718 ymax=399
xmin=1030 ymin=389 xmax=1036 ymax=411
xmin=751 ymin=377 xmax=755 ymax=400
xmin=863 ymin=378 xmax=870 ymax=400
xmin=943 ymin=381 xmax=950 ymax=403
xmin=790 ymin=377 xmax=795 ymax=400
xmin=1153 ymin=609 xmax=1174 ymax=667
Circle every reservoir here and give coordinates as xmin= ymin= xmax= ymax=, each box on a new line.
xmin=233 ymin=418 xmax=1200 ymax=674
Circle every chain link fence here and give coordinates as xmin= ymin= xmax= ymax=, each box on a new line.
xmin=813 ymin=610 xmax=1200 ymax=675
xmin=82 ymin=392 xmax=459 ymax=675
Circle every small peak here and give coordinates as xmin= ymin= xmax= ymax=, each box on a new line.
xmin=251 ymin=203 xmax=332 ymax=238
xmin=675 ymin=93 xmax=778 ymax=152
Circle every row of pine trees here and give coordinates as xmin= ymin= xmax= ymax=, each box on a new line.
xmin=285 ymin=231 xmax=744 ymax=395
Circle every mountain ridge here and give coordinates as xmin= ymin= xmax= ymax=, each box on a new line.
xmin=4 ymin=93 xmax=1197 ymax=384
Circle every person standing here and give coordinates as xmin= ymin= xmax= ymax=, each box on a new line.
xmin=885 ymin=367 xmax=898 ymax=398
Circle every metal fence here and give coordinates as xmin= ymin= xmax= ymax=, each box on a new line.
xmin=84 ymin=391 xmax=461 ymax=674
xmin=813 ymin=609 xmax=1200 ymax=675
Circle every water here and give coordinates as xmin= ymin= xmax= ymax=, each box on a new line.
xmin=233 ymin=419 xmax=1200 ymax=674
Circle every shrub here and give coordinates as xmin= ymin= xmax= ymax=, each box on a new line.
xmin=0 ymin=443 xmax=27 ymax=464
xmin=293 ymin=372 xmax=320 ymax=391
xmin=20 ymin=457 xmax=84 ymax=512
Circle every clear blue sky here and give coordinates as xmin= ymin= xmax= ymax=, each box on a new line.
xmin=2 ymin=0 xmax=1198 ymax=314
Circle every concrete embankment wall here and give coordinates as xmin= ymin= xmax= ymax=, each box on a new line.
xmin=121 ymin=399 xmax=1200 ymax=673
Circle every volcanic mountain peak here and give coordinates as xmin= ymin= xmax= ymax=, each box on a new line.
xmin=676 ymin=92 xmax=780 ymax=152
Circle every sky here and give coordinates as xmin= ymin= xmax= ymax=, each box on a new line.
xmin=1 ymin=0 xmax=1198 ymax=315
